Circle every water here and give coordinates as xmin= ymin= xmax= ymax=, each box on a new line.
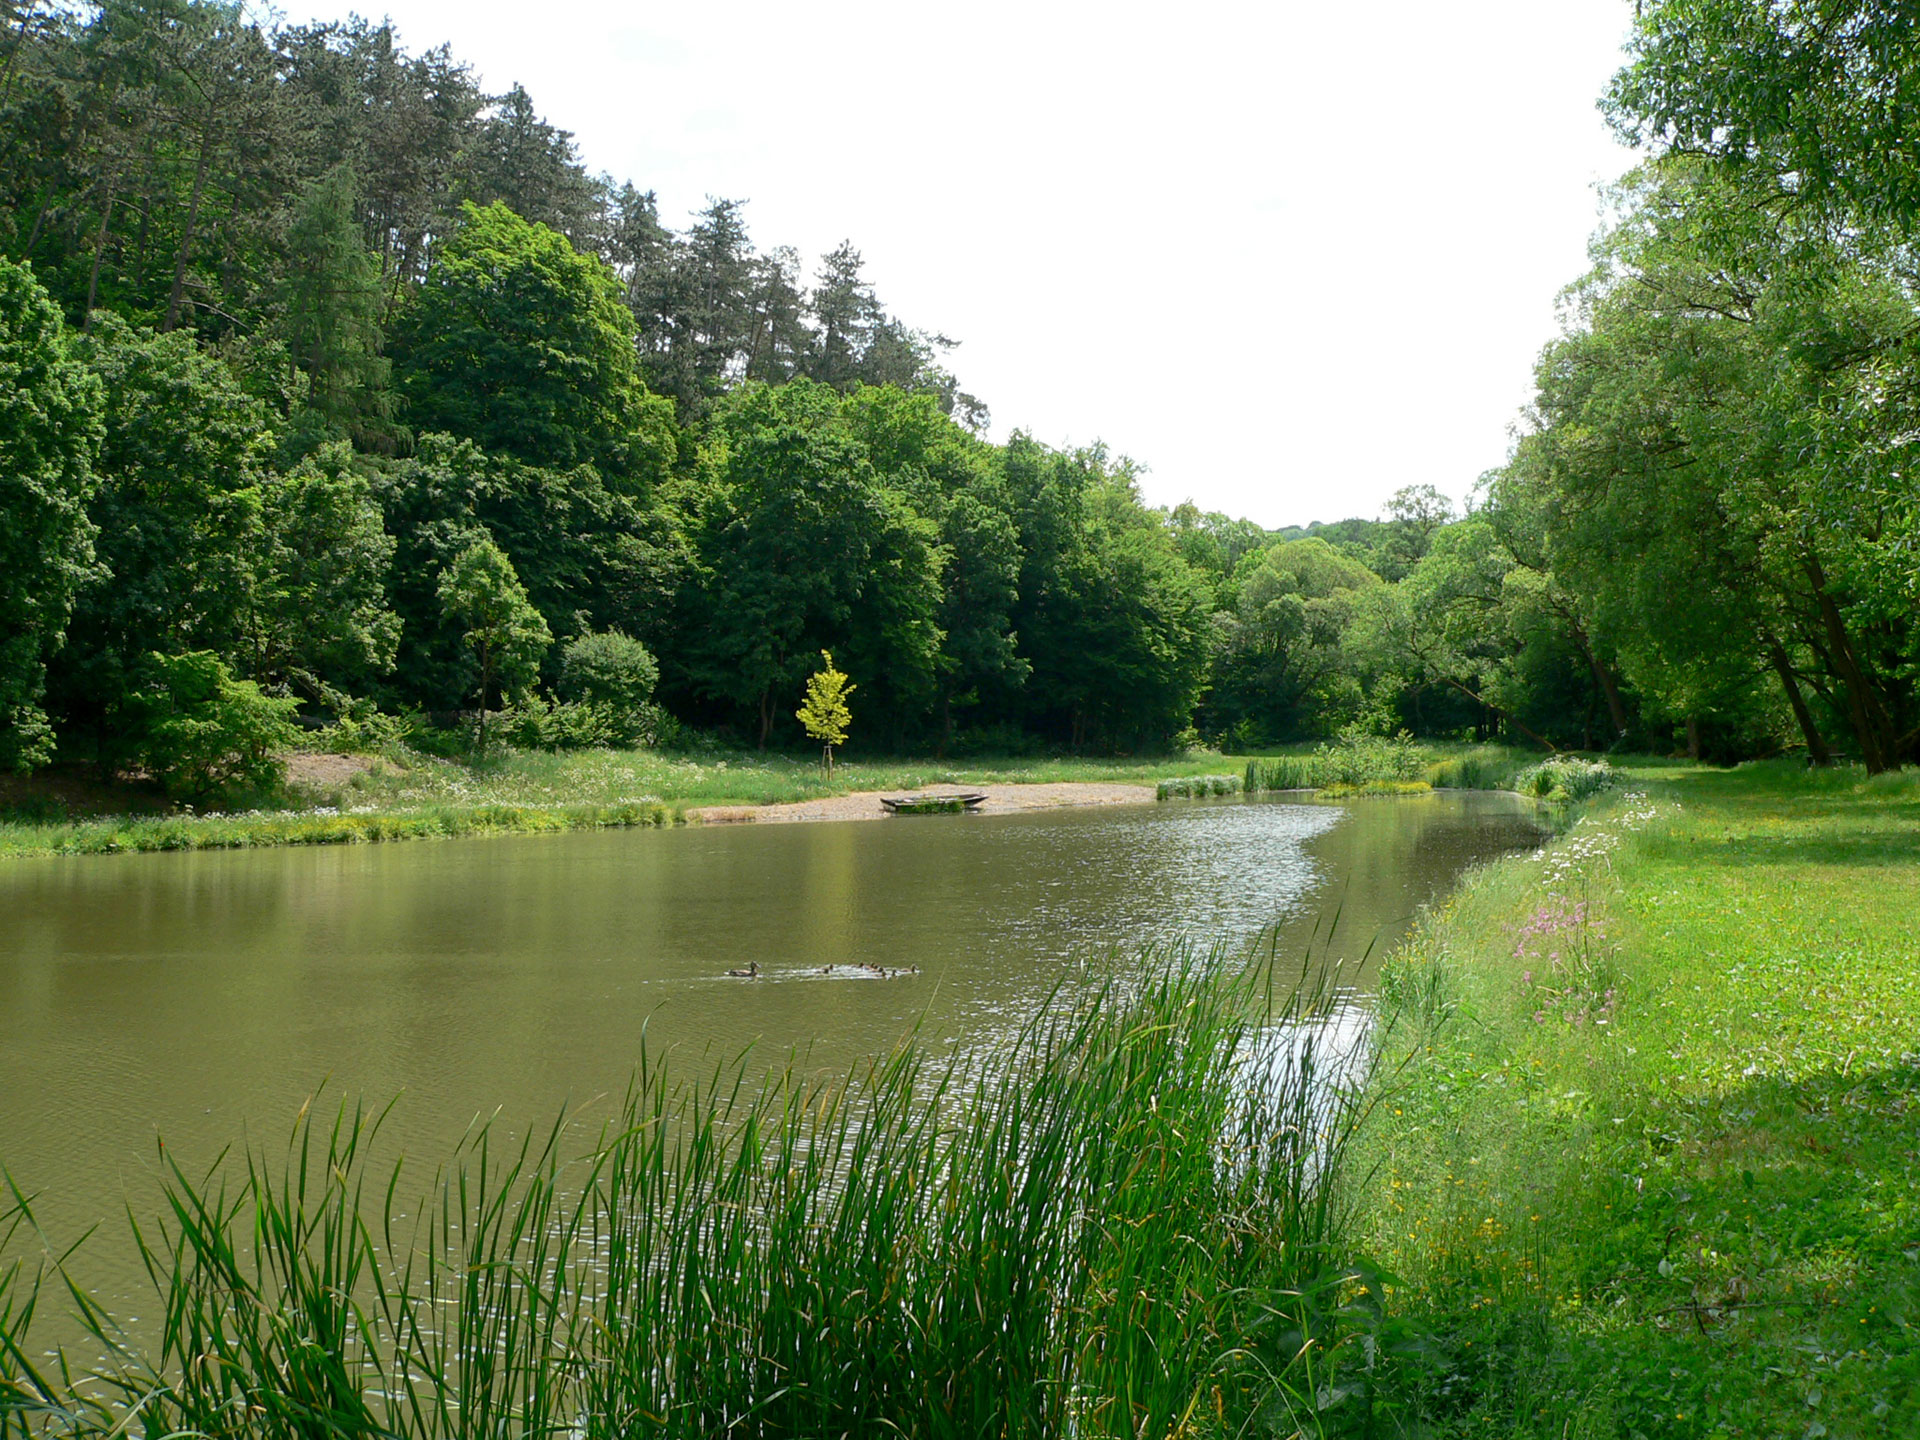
xmin=0 ymin=791 xmax=1544 ymax=1306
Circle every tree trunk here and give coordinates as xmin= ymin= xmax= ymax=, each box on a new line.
xmin=477 ymin=641 xmax=493 ymax=756
xmin=1437 ymin=677 xmax=1555 ymax=752
xmin=758 ymin=687 xmax=773 ymax=749
xmin=1765 ymin=635 xmax=1832 ymax=766
xmin=1806 ymin=560 xmax=1893 ymax=772
xmin=162 ymin=103 xmax=219 ymax=332
xmin=1686 ymin=716 xmax=1702 ymax=761
xmin=82 ymin=172 xmax=118 ymax=325
xmin=1572 ymin=619 xmax=1630 ymax=741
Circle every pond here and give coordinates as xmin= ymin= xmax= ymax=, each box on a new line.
xmin=0 ymin=791 xmax=1545 ymax=1306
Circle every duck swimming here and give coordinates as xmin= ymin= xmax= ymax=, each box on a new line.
xmin=726 ymin=961 xmax=761 ymax=978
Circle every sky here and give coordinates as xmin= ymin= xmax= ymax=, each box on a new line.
xmin=286 ymin=0 xmax=1641 ymax=528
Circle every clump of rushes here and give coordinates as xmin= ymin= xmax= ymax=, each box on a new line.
xmin=1156 ymin=774 xmax=1242 ymax=799
xmin=0 ymin=947 xmax=1392 ymax=1439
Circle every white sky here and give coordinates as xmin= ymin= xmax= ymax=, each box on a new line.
xmin=288 ymin=0 xmax=1640 ymax=528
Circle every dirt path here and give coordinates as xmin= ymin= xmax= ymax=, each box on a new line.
xmin=687 ymin=781 xmax=1156 ymax=825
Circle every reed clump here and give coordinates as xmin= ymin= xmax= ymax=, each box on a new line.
xmin=1 ymin=953 xmax=1389 ymax=1439
xmin=1156 ymin=774 xmax=1243 ymax=799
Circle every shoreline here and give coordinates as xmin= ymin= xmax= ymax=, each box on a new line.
xmin=686 ymin=780 xmax=1157 ymax=824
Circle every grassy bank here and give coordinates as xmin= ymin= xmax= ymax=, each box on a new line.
xmin=0 ymin=750 xmax=1239 ymax=860
xmin=1358 ymin=762 xmax=1920 ymax=1436
xmin=2 ymin=955 xmax=1372 ymax=1439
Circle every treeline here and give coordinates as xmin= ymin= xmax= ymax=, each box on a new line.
xmin=5 ymin=0 xmax=1918 ymax=786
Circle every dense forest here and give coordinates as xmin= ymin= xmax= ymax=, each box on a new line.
xmin=2 ymin=0 xmax=1917 ymax=792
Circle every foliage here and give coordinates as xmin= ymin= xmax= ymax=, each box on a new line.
xmin=0 ymin=257 xmax=101 ymax=770
xmin=555 ymin=629 xmax=659 ymax=745
xmin=1609 ymin=0 xmax=1920 ymax=228
xmin=125 ymin=650 xmax=300 ymax=801
xmin=795 ymin=650 xmax=855 ymax=767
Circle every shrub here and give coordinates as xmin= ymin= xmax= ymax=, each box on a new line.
xmin=1513 ymin=756 xmax=1615 ymax=803
xmin=128 ymin=651 xmax=300 ymax=801
xmin=558 ymin=629 xmax=658 ymax=743
xmin=1314 ymin=724 xmax=1429 ymax=787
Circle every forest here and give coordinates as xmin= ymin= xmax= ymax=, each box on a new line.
xmin=3 ymin=0 xmax=1918 ymax=798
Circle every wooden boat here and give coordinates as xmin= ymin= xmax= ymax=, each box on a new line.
xmin=879 ymin=791 xmax=988 ymax=815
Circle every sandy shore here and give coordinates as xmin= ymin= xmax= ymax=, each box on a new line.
xmin=687 ymin=781 xmax=1157 ymax=825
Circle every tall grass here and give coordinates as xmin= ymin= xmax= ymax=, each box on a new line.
xmin=0 ymin=799 xmax=680 ymax=859
xmin=1246 ymin=756 xmax=1323 ymax=792
xmin=1 ymin=950 xmax=1387 ymax=1439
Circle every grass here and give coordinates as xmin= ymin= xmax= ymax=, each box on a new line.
xmin=1354 ymin=761 xmax=1920 ymax=1436
xmin=1 ymin=949 xmax=1387 ymax=1440
xmin=0 ymin=749 xmax=1239 ymax=861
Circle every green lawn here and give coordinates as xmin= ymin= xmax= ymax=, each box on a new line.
xmin=1358 ymin=762 xmax=1920 ymax=1437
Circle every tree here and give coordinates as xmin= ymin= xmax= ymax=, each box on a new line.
xmin=54 ymin=315 xmax=269 ymax=770
xmin=1207 ymin=538 xmax=1380 ymax=744
xmin=796 ymin=651 xmax=854 ymax=770
xmin=0 ymin=257 xmax=102 ymax=769
xmin=274 ymin=167 xmax=393 ymax=446
xmin=127 ymin=649 xmax=299 ymax=801
xmin=246 ymin=443 xmax=399 ymax=705
xmin=1609 ymin=0 xmax=1920 ymax=228
xmin=436 ymin=535 xmax=551 ymax=754
xmin=392 ymin=201 xmax=671 ymax=478
xmin=679 ymin=381 xmax=944 ymax=746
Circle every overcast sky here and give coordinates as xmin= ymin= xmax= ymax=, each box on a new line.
xmin=287 ymin=0 xmax=1640 ymax=528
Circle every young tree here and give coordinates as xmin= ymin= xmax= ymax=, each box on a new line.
xmin=796 ymin=651 xmax=854 ymax=770
xmin=0 ymin=257 xmax=102 ymax=769
xmin=436 ymin=535 xmax=551 ymax=754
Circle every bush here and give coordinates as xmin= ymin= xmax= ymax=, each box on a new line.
xmin=1513 ymin=756 xmax=1615 ymax=803
xmin=1314 ymin=724 xmax=1429 ymax=787
xmin=558 ymin=629 xmax=658 ymax=743
xmin=128 ymin=651 xmax=300 ymax=802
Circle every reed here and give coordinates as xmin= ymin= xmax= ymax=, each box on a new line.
xmin=1155 ymin=774 xmax=1243 ymax=799
xmin=1 ymin=948 xmax=1386 ymax=1439
xmin=1244 ymin=756 xmax=1322 ymax=792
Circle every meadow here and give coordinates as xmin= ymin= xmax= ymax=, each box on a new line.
xmin=1357 ymin=762 xmax=1920 ymax=1436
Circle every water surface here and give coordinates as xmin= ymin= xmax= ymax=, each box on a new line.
xmin=0 ymin=792 xmax=1543 ymax=1299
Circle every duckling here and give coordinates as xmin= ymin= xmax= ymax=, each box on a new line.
xmin=726 ymin=961 xmax=761 ymax=979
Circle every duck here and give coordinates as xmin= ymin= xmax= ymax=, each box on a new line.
xmin=726 ymin=961 xmax=761 ymax=979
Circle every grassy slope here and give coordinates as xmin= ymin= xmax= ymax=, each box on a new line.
xmin=0 ymin=749 xmax=1250 ymax=858
xmin=1361 ymin=762 xmax=1920 ymax=1437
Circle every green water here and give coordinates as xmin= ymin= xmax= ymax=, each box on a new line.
xmin=0 ymin=792 xmax=1543 ymax=1306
